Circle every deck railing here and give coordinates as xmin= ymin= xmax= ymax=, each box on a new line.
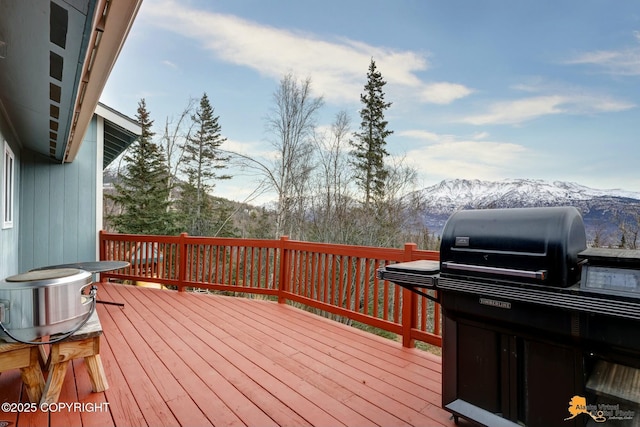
xmin=99 ymin=231 xmax=441 ymax=348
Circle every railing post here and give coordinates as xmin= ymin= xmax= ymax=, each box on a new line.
xmin=98 ymin=230 xmax=106 ymax=284
xmin=402 ymin=243 xmax=418 ymax=348
xmin=278 ymin=236 xmax=290 ymax=304
xmin=404 ymin=242 xmax=418 ymax=262
xmin=99 ymin=230 xmax=105 ymax=261
xmin=178 ymin=232 xmax=188 ymax=292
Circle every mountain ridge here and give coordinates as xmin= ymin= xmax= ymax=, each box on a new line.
xmin=419 ymin=179 xmax=640 ymax=245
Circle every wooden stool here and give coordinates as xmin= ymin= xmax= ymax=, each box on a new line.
xmin=0 ymin=341 xmax=45 ymax=403
xmin=41 ymin=310 xmax=108 ymax=405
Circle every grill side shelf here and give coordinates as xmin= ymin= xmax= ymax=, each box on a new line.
xmin=377 ymin=269 xmax=439 ymax=303
xmin=377 ymin=270 xmax=437 ymax=288
xmin=438 ymin=277 xmax=640 ymax=321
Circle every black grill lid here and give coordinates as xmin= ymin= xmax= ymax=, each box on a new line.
xmin=439 ymin=207 xmax=586 ymax=287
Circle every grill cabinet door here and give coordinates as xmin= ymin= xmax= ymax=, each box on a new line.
xmin=456 ymin=322 xmax=502 ymax=413
xmin=442 ymin=309 xmax=585 ymax=427
xmin=523 ymin=340 xmax=584 ymax=427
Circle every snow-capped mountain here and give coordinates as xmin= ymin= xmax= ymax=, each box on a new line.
xmin=421 ymin=179 xmax=640 ymax=212
xmin=419 ymin=179 xmax=640 ymax=243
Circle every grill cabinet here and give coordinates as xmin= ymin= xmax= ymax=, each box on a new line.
xmin=379 ymin=207 xmax=640 ymax=427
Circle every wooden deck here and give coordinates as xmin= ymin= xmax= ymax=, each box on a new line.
xmin=0 ymin=282 xmax=457 ymax=427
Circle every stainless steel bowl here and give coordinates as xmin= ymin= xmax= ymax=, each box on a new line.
xmin=0 ymin=268 xmax=93 ymax=342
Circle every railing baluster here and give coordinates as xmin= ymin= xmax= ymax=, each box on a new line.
xmin=346 ymin=256 xmax=357 ymax=311
xmin=247 ymin=246 xmax=251 ymax=288
xmin=355 ymin=257 xmax=362 ymax=314
xmin=338 ymin=256 xmax=345 ymax=309
xmin=363 ymin=259 xmax=370 ymax=316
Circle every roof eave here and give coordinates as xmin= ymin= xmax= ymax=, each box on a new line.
xmin=63 ymin=0 xmax=143 ymax=163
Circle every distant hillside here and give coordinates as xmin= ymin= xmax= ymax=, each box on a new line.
xmin=418 ymin=179 xmax=640 ymax=246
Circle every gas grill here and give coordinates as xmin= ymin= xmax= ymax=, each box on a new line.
xmin=378 ymin=207 xmax=640 ymax=427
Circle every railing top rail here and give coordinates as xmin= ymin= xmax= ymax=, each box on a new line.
xmin=183 ymin=236 xmax=282 ymax=248
xmin=101 ymin=232 xmax=284 ymax=249
xmin=282 ymin=239 xmax=438 ymax=260
xmin=99 ymin=231 xmax=182 ymax=243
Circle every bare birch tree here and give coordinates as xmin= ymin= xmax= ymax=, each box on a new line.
xmin=265 ymin=73 xmax=324 ymax=238
xmin=309 ymin=110 xmax=357 ymax=243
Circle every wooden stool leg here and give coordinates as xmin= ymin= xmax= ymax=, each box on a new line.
xmin=41 ymin=360 xmax=69 ymax=405
xmin=84 ymin=353 xmax=108 ymax=392
xmin=20 ymin=347 xmax=45 ymax=403
xmin=40 ymin=335 xmax=108 ymax=404
xmin=38 ymin=345 xmax=48 ymax=371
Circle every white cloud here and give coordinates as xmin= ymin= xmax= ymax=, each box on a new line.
xmin=462 ymin=95 xmax=568 ymax=125
xmin=565 ymin=31 xmax=640 ymax=76
xmin=573 ymin=95 xmax=635 ymax=113
xmin=461 ymin=93 xmax=634 ymax=126
xmin=420 ymin=82 xmax=474 ymax=104
xmin=143 ymin=0 xmax=472 ymax=105
xmin=567 ymin=49 xmax=640 ymax=76
xmin=222 ymin=138 xmax=279 ymax=162
xmin=398 ymin=130 xmax=441 ymax=141
xmin=162 ymin=60 xmax=178 ymax=69
xmin=404 ymin=139 xmax=530 ymax=181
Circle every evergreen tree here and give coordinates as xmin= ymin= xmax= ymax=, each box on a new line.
xmin=106 ymin=99 xmax=176 ymax=235
xmin=176 ymin=180 xmax=211 ymax=235
xmin=209 ymin=198 xmax=239 ymax=237
xmin=350 ymin=58 xmax=393 ymax=208
xmin=245 ymin=207 xmax=274 ymax=239
xmin=176 ymin=93 xmax=230 ymax=235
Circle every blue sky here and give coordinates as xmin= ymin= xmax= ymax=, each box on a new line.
xmin=101 ymin=0 xmax=640 ymax=204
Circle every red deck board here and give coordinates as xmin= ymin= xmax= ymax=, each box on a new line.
xmin=158 ymin=288 xmax=448 ymax=425
xmin=213 ymin=294 xmax=444 ymax=401
xmin=0 ymin=369 xmax=20 ymax=426
xmin=223 ymin=297 xmax=448 ymax=424
xmin=127 ymin=285 xmax=347 ymax=427
xmin=106 ymin=283 xmax=310 ymax=427
xmin=101 ymin=284 xmax=276 ymax=427
xmin=97 ymin=320 xmax=148 ymax=427
xmin=72 ymin=357 xmax=115 ymax=427
xmin=100 ymin=301 xmax=211 ymax=427
xmin=0 ymin=282 xmax=456 ymax=427
xmin=181 ymin=290 xmax=444 ymax=425
xmin=98 ymin=305 xmax=181 ymax=427
xmin=152 ymin=293 xmax=375 ymax=427
xmin=228 ymin=293 xmax=443 ymax=379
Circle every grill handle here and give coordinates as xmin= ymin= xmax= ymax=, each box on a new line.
xmin=442 ymin=262 xmax=547 ymax=280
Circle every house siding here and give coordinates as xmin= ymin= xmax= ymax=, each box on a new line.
xmin=0 ymin=112 xmax=21 ymax=279
xmin=19 ymin=117 xmax=98 ymax=272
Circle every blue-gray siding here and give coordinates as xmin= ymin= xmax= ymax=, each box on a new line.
xmin=19 ymin=117 xmax=98 ymax=272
